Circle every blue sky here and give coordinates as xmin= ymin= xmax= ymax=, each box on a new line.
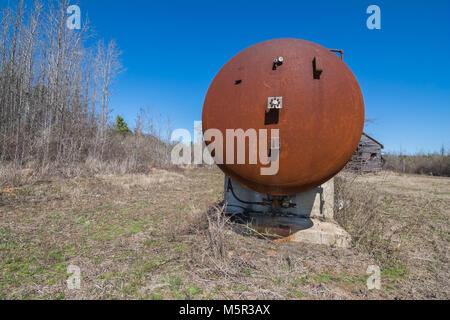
xmin=77 ymin=0 xmax=449 ymax=154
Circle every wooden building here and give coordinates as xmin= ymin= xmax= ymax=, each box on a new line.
xmin=345 ymin=133 xmax=384 ymax=173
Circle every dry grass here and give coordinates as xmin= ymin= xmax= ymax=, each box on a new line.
xmin=0 ymin=167 xmax=448 ymax=300
xmin=335 ymin=172 xmax=449 ymax=298
xmin=335 ymin=173 xmax=403 ymax=266
xmin=99 ymin=170 xmax=185 ymax=190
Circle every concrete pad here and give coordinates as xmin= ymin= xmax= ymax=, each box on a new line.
xmin=241 ymin=212 xmax=352 ymax=248
xmin=276 ymin=219 xmax=352 ymax=248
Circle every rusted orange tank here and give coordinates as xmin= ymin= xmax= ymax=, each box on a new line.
xmin=202 ymin=38 xmax=364 ymax=195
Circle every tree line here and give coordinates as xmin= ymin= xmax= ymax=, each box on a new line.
xmin=0 ymin=0 xmax=172 ymax=185
xmin=383 ymin=149 xmax=450 ymax=177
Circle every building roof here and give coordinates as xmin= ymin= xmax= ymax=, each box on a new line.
xmin=362 ymin=132 xmax=384 ymax=149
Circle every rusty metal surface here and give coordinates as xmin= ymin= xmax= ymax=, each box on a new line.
xmin=202 ymin=38 xmax=364 ymax=195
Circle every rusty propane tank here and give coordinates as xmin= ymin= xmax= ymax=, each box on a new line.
xmin=202 ymin=38 xmax=364 ymax=195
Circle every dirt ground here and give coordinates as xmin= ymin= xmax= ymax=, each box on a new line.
xmin=0 ymin=167 xmax=448 ymax=300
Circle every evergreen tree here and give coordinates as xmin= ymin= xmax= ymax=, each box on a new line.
xmin=113 ymin=115 xmax=131 ymax=133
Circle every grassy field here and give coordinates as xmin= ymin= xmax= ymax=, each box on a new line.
xmin=0 ymin=167 xmax=448 ymax=300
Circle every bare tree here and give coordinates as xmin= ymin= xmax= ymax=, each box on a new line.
xmin=0 ymin=0 xmax=172 ymax=185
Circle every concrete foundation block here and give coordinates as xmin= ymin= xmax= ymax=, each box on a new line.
xmin=224 ymin=175 xmax=335 ymax=220
xmin=224 ymin=175 xmax=352 ymax=248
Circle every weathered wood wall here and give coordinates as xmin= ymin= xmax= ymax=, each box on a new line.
xmin=345 ymin=133 xmax=383 ymax=173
